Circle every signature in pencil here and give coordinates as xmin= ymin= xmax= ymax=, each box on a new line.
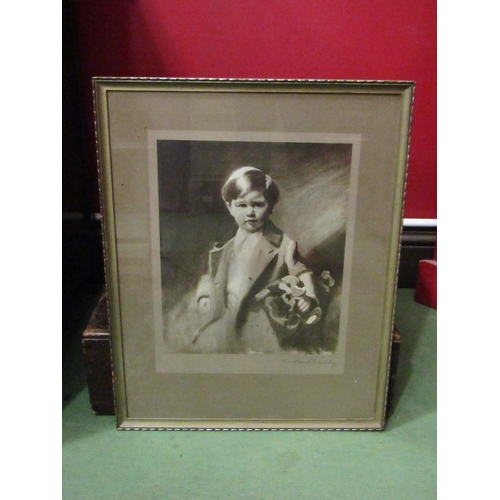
xmin=284 ymin=356 xmax=338 ymax=365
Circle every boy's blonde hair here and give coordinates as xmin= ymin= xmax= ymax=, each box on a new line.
xmin=221 ymin=167 xmax=280 ymax=208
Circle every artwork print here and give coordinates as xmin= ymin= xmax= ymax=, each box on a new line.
xmin=152 ymin=132 xmax=358 ymax=374
xmin=94 ymin=78 xmax=414 ymax=429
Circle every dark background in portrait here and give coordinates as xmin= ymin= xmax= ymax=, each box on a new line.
xmin=157 ymin=140 xmax=351 ymax=352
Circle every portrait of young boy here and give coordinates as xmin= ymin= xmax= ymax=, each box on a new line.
xmin=159 ymin=141 xmax=349 ymax=357
xmin=190 ymin=167 xmax=321 ymax=354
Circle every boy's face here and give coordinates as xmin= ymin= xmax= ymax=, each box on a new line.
xmin=226 ymin=190 xmax=271 ymax=233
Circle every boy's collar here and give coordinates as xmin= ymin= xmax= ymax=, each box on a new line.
xmin=233 ymin=228 xmax=261 ymax=250
xmin=262 ymin=221 xmax=283 ymax=247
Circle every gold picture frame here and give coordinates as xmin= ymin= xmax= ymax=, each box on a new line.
xmin=93 ymin=78 xmax=414 ymax=430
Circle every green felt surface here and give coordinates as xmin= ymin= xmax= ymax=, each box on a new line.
xmin=62 ymin=289 xmax=436 ymax=499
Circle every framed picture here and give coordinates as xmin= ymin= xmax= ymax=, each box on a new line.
xmin=94 ymin=78 xmax=414 ymax=430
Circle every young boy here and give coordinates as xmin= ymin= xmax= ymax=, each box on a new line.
xmin=191 ymin=167 xmax=317 ymax=353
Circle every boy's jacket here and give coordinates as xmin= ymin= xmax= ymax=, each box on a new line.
xmin=196 ymin=221 xmax=308 ymax=332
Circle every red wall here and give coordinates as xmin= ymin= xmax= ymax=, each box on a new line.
xmin=72 ymin=0 xmax=436 ymax=218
